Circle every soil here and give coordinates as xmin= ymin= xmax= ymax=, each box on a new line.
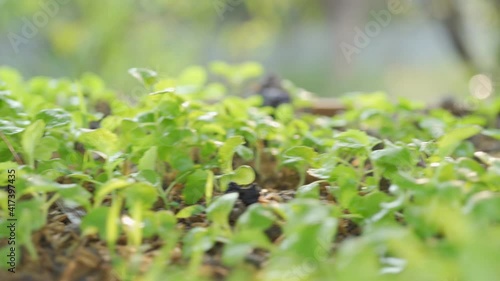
xmin=0 ymin=156 xmax=357 ymax=281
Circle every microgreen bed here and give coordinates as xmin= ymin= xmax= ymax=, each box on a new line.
xmin=1 ymin=64 xmax=500 ymax=281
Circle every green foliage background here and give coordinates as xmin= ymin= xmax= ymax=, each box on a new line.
xmin=0 ymin=0 xmax=324 ymax=96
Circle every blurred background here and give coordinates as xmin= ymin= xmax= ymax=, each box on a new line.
xmin=0 ymin=0 xmax=499 ymax=101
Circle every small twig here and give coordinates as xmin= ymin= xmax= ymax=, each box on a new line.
xmin=0 ymin=131 xmax=24 ymax=165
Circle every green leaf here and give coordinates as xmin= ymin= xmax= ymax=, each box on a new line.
xmin=329 ymin=165 xmax=359 ymax=207
xmin=124 ymin=182 xmax=158 ymax=209
xmin=23 ymin=176 xmax=91 ymax=208
xmin=219 ymin=136 xmax=245 ymax=173
xmin=436 ymin=125 xmax=482 ymax=157
xmin=14 ymin=199 xmax=46 ymax=257
xmin=454 ymin=140 xmax=475 ymax=158
xmin=205 ymin=170 xmax=214 ymax=205
xmin=222 ymin=230 xmax=272 ymax=266
xmin=0 ymin=120 xmax=24 ymax=135
xmin=22 ymin=119 xmax=45 ymax=167
xmin=419 ymin=117 xmax=446 ymax=138
xmin=334 ymin=129 xmax=371 ymax=149
xmin=482 ymin=129 xmax=500 ymax=140
xmin=161 ymin=129 xmax=194 ymax=145
xmin=17 ymin=199 xmax=46 ymax=232
xmin=34 ymin=136 xmax=59 ymax=161
xmin=279 ymin=200 xmax=337 ymax=260
xmin=176 ymin=205 xmax=205 ymax=219
xmin=236 ymin=204 xmax=276 ymax=231
xmin=183 ymin=227 xmax=214 ymax=257
xmin=183 ymin=169 xmax=208 ymax=205
xmin=235 ymin=145 xmax=253 ymax=161
xmin=155 ymin=210 xmax=177 ymax=232
xmin=168 ymin=149 xmax=194 ymax=172
xmin=219 ymin=165 xmax=256 ymax=191
xmin=0 ymin=95 xmax=24 ymax=116
xmin=308 ymin=153 xmax=338 ymax=180
xmin=0 ymin=161 xmax=16 ymax=171
xmin=58 ymin=187 xmax=92 ymax=210
xmin=206 ymin=193 xmax=238 ymax=226
xmin=143 ymin=210 xmax=178 ymax=238
xmin=128 ymin=68 xmax=158 ymax=88
xmin=231 ymin=165 xmax=255 ymax=185
xmin=222 ymin=242 xmax=254 ymax=267
xmin=283 ymin=146 xmax=318 ymax=165
xmin=107 ymin=195 xmax=123 ymax=249
xmin=78 ymin=128 xmax=119 ymax=156
xmin=275 ymin=104 xmax=294 ymax=123
xmin=296 ymin=181 xmax=320 ymax=199
xmin=35 ymin=108 xmax=71 ymax=128
xmin=351 ymin=191 xmax=391 ymax=220
xmin=464 ymin=191 xmax=500 ymax=224
xmin=138 ymin=146 xmax=158 ymax=171
xmin=149 ymin=88 xmax=175 ymax=96
xmin=371 ymin=144 xmax=413 ymax=171
xmin=94 ymin=179 xmax=132 ymax=206
xmin=81 ymin=206 xmax=112 ymax=238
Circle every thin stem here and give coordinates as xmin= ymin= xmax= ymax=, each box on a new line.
xmin=0 ymin=131 xmax=24 ymax=165
xmin=75 ymin=83 xmax=88 ymax=127
xmin=298 ymin=169 xmax=306 ymax=188
xmin=164 ymin=170 xmax=193 ymax=201
xmin=255 ymin=140 xmax=262 ymax=176
xmin=45 ymin=194 xmax=61 ymax=211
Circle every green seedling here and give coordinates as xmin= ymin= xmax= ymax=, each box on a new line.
xmin=129 ymin=68 xmax=158 ymax=91
xmin=281 ymin=146 xmax=318 ymax=188
xmin=217 ymin=136 xmax=256 ymax=191
xmin=206 ymin=192 xmax=238 ymax=238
